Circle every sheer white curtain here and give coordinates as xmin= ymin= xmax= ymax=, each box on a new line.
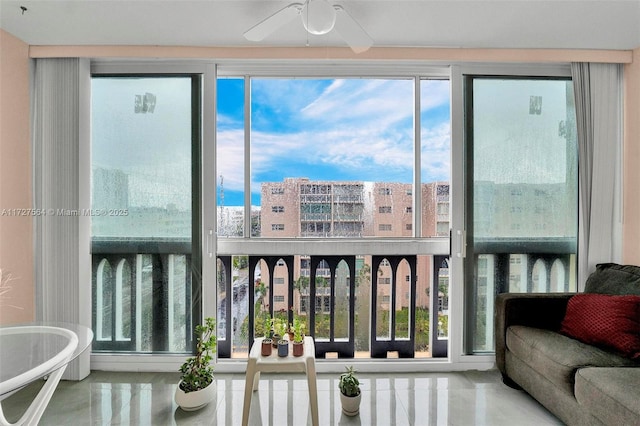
xmin=32 ymin=58 xmax=91 ymax=380
xmin=572 ymin=62 xmax=623 ymax=289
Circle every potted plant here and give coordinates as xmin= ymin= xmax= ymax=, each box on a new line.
xmin=338 ymin=366 xmax=361 ymax=416
xmin=287 ymin=323 xmax=295 ymax=341
xmin=261 ymin=327 xmax=273 ymax=356
xmin=277 ymin=338 xmax=289 ymax=356
xmin=272 ymin=316 xmax=287 ymax=347
xmin=174 ymin=317 xmax=217 ymax=411
xmin=270 ymin=317 xmax=279 ymax=347
xmin=292 ymin=317 xmax=305 ymax=357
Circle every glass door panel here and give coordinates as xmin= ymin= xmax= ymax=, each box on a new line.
xmin=91 ymin=75 xmax=199 ymax=353
xmin=465 ymin=77 xmax=578 ymax=353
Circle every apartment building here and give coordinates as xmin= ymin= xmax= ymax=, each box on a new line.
xmin=259 ymin=178 xmax=449 ymax=322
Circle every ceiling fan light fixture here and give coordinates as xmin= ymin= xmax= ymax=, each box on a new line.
xmin=302 ymin=0 xmax=337 ymax=35
xmin=243 ymin=1 xmax=373 ymax=53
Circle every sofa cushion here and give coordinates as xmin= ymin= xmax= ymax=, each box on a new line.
xmin=560 ymin=293 xmax=640 ymax=359
xmin=575 ymin=367 xmax=640 ymax=425
xmin=585 ymin=263 xmax=640 ymax=295
xmin=506 ymin=325 xmax=636 ymax=395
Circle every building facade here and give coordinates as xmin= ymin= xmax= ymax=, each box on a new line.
xmin=258 ymin=178 xmax=450 ymax=325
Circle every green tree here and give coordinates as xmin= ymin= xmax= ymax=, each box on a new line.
xmin=294 ymin=276 xmax=309 ymax=293
xmin=232 ymin=255 xmax=248 ymax=270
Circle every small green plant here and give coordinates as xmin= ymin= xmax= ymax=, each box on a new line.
xmin=268 ymin=316 xmax=276 ymax=335
xmin=339 ymin=366 xmax=360 ymax=397
xmin=273 ymin=316 xmax=287 ymax=337
xmin=293 ymin=317 xmax=305 ymax=343
xmin=178 ymin=317 xmax=217 ymax=393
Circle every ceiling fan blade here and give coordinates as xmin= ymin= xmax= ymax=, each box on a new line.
xmin=333 ymin=5 xmax=373 ymax=54
xmin=244 ymin=3 xmax=304 ymax=42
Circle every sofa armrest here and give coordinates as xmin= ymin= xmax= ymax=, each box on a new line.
xmin=494 ymin=292 xmax=574 ymax=376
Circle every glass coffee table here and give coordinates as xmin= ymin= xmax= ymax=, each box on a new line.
xmin=0 ymin=322 xmax=93 ymax=426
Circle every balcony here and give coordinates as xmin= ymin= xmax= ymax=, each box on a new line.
xmin=333 ymin=195 xmax=363 ymax=203
xmin=300 ymin=213 xmax=332 ymax=221
xmin=91 ymin=237 xmax=576 ymax=359
xmin=469 ymin=237 xmax=577 ymax=352
xmin=91 ymin=238 xmax=193 ymax=353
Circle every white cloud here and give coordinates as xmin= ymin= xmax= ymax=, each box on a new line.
xmin=420 ymin=79 xmax=451 ymax=111
xmin=301 ymin=79 xmax=414 ymax=129
xmin=218 ymin=79 xmax=452 ymax=195
xmin=217 ymin=112 xmax=241 ymax=129
xmin=421 ymin=122 xmax=451 ymax=182
xmin=216 ymin=129 xmax=245 ymax=192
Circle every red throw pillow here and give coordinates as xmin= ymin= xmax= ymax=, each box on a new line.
xmin=560 ymin=293 xmax=640 ymax=359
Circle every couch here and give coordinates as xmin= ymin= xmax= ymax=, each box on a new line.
xmin=495 ymin=263 xmax=640 ymax=425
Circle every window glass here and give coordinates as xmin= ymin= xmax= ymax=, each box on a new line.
xmin=216 ymin=77 xmax=451 ymax=240
xmin=421 ymin=79 xmax=451 ymax=237
xmin=92 ymin=77 xmax=192 ymax=239
xmin=252 ymin=78 xmax=414 ymax=238
xmin=91 ymin=76 xmax=196 ymax=353
xmin=217 ymin=77 xmax=248 ymax=237
xmin=216 ymin=75 xmax=453 ymax=360
xmin=467 ymin=77 xmax=578 ymax=353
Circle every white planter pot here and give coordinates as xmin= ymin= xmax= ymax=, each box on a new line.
xmin=340 ymin=392 xmax=361 ymax=416
xmin=174 ymin=381 xmax=216 ymax=411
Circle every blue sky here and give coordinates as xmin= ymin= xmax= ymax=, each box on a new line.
xmin=217 ymin=78 xmax=451 ymax=206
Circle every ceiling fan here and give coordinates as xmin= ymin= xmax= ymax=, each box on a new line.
xmin=243 ymin=0 xmax=373 ymax=54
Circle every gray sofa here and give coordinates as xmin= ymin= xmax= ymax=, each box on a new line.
xmin=495 ymin=263 xmax=640 ymax=425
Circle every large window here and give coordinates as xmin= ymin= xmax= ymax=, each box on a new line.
xmin=464 ymin=76 xmax=578 ymax=353
xmin=217 ymin=78 xmax=424 ymax=238
xmin=88 ymin=63 xmax=580 ymax=364
xmin=215 ymin=75 xmax=451 ymax=359
xmin=216 ymin=77 xmax=453 ymax=240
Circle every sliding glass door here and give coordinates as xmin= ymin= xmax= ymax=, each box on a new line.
xmin=463 ymin=76 xmax=578 ymax=353
xmin=91 ymin=74 xmax=202 ymax=353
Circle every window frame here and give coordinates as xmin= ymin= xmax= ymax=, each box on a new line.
xmin=449 ymin=63 xmax=575 ymax=364
xmin=88 ymin=61 xmax=217 ymax=371
xmin=463 ymin=73 xmax=578 ymax=354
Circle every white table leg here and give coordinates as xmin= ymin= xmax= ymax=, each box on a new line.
xmin=305 ymin=357 xmax=319 ymax=426
xmin=242 ymin=359 xmax=257 ymax=426
xmin=252 ymin=371 xmax=261 ymax=391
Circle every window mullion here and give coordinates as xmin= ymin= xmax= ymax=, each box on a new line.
xmin=244 ymin=76 xmax=252 ymax=238
xmin=413 ymin=76 xmax=422 ymax=238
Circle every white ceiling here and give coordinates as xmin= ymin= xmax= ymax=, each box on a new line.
xmin=1 ymin=0 xmax=639 ymax=50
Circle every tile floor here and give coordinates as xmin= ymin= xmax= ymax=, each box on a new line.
xmin=3 ymin=369 xmax=562 ymax=425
